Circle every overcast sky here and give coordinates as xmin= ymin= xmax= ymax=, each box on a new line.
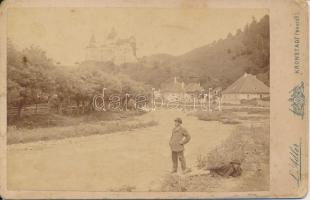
xmin=8 ymin=8 xmax=268 ymax=65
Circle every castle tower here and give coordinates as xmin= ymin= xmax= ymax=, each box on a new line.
xmin=85 ymin=34 xmax=100 ymax=61
xmin=84 ymin=30 xmax=138 ymax=64
xmin=100 ymin=28 xmax=118 ymax=62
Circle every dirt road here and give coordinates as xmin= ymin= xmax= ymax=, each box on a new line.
xmin=7 ymin=110 xmax=235 ymax=191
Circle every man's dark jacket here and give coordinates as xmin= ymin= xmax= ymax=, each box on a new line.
xmin=169 ymin=126 xmax=191 ymax=152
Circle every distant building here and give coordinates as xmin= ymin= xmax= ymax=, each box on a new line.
xmin=160 ymin=77 xmax=184 ymax=101
xmin=160 ymin=77 xmax=204 ymax=102
xmin=222 ymin=73 xmax=270 ymax=104
xmin=184 ymin=83 xmax=204 ymax=95
xmin=85 ymin=35 xmax=100 ymax=61
xmin=85 ymin=28 xmax=137 ymax=65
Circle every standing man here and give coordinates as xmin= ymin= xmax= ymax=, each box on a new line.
xmin=169 ymin=117 xmax=191 ymax=174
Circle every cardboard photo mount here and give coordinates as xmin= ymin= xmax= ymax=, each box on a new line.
xmin=0 ymin=0 xmax=308 ymax=199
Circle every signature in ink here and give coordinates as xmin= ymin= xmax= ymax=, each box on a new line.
xmin=289 ymin=142 xmax=301 ymax=186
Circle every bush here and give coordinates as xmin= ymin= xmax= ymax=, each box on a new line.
xmin=191 ymin=111 xmax=240 ymax=125
xmin=207 ymin=125 xmax=269 ymax=171
xmin=195 ymin=111 xmax=221 ymax=121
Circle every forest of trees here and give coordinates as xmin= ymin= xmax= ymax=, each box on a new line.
xmin=117 ymin=15 xmax=270 ymax=89
xmin=7 ymin=41 xmax=151 ymax=118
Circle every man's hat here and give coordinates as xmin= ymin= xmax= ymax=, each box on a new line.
xmin=174 ymin=117 xmax=182 ymax=124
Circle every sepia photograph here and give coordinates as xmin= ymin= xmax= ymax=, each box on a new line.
xmin=5 ymin=7 xmax=271 ymax=193
xmin=6 ymin=6 xmax=271 ymax=193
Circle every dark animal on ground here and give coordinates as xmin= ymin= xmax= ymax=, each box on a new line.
xmin=208 ymin=161 xmax=242 ymax=177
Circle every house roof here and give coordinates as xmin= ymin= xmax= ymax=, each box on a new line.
xmin=86 ymin=34 xmax=97 ymax=48
xmin=223 ymin=73 xmax=269 ymax=94
xmin=185 ymin=83 xmax=204 ymax=93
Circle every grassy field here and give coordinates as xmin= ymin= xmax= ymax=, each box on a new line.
xmin=189 ymin=107 xmax=269 ymax=124
xmin=8 ymin=111 xmax=146 ymax=129
xmin=7 ymin=108 xmax=269 ymax=192
xmin=7 ymin=111 xmax=158 ymax=144
xmin=7 ymin=109 xmax=235 ymax=191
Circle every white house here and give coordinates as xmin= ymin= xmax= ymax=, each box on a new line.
xmin=222 ymin=73 xmax=270 ymax=104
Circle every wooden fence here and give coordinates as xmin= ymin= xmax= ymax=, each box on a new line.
xmin=7 ymin=101 xmax=269 ymax=119
xmin=8 ymin=103 xmax=50 ymax=118
xmin=7 ymin=103 xmax=92 ymax=119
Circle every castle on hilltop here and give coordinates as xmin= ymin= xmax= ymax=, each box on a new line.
xmin=85 ymin=28 xmax=138 ymax=65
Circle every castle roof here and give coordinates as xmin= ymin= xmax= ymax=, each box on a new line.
xmin=223 ymin=73 xmax=269 ymax=94
xmin=86 ymin=34 xmax=97 ymax=48
xmin=107 ymin=28 xmax=117 ymax=40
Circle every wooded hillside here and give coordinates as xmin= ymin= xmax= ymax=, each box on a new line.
xmin=119 ymin=15 xmax=269 ymax=89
